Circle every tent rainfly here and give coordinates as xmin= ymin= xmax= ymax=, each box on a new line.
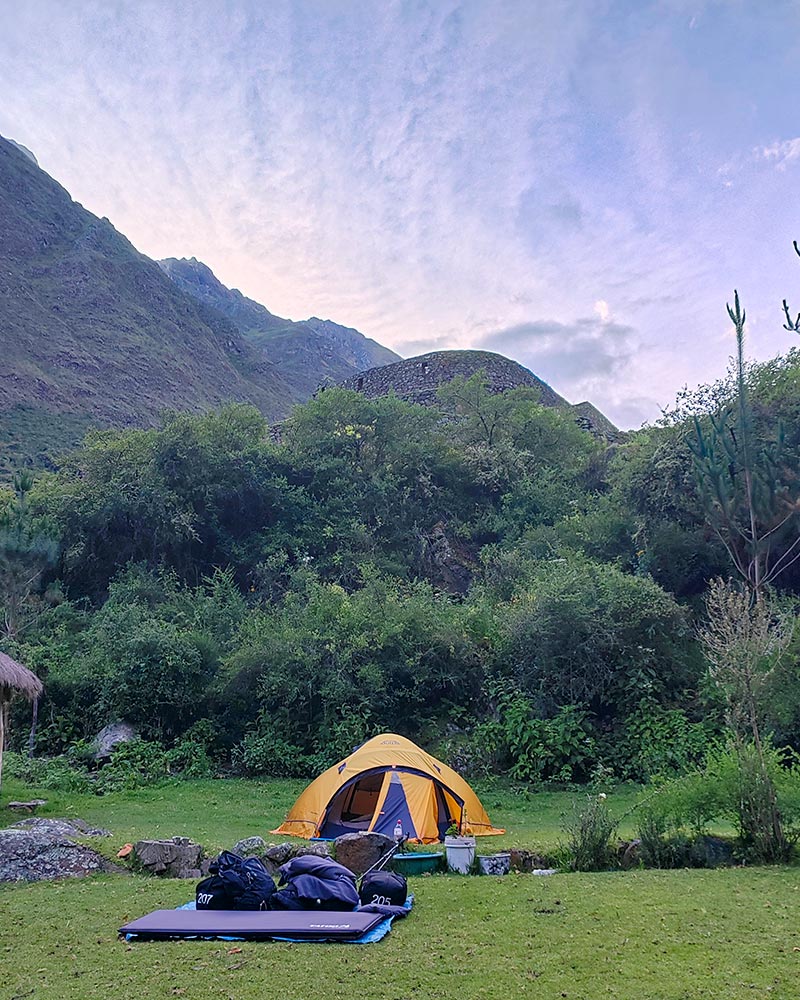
xmin=0 ymin=651 xmax=43 ymax=790
xmin=273 ymin=733 xmax=505 ymax=843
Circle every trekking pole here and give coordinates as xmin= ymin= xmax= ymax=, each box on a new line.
xmin=360 ymin=834 xmax=409 ymax=878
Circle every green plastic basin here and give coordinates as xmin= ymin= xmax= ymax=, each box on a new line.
xmin=391 ymin=852 xmax=442 ymax=875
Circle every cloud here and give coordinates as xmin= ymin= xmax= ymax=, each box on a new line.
xmin=594 ymin=299 xmax=610 ymax=322
xmin=476 ymin=316 xmax=637 ymax=398
xmin=756 ymin=138 xmax=800 ymax=170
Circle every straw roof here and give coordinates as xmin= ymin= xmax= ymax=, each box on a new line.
xmin=0 ymin=651 xmax=43 ymax=700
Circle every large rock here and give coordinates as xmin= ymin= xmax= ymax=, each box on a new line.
xmin=693 ymin=835 xmax=734 ymax=868
xmin=263 ymin=842 xmax=296 ymax=869
xmin=12 ymin=817 xmax=111 ymax=838
xmin=0 ymin=817 xmax=121 ymax=883
xmin=132 ymin=836 xmax=205 ymax=878
xmin=333 ymin=832 xmax=394 ymax=875
xmin=509 ymin=849 xmax=550 ymax=873
xmin=233 ymin=836 xmax=268 ymax=858
xmin=256 ymin=840 xmax=332 ymax=876
xmin=92 ymin=721 xmax=138 ymax=761
xmin=298 ymin=841 xmax=332 ymax=860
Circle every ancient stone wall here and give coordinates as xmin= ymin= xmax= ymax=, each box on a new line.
xmin=338 ymin=350 xmax=568 ymax=409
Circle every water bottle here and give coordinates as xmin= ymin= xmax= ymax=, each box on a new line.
xmin=394 ymin=820 xmax=403 ymax=842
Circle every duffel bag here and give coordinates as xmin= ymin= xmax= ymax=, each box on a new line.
xmin=234 ymin=856 xmax=277 ymax=911
xmin=197 ymin=851 xmax=276 ymax=911
xmin=196 ymin=872 xmax=232 ymax=910
xmin=359 ymin=870 xmax=407 ymax=907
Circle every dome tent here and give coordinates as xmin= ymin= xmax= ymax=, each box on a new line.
xmin=272 ymin=733 xmax=504 ymax=843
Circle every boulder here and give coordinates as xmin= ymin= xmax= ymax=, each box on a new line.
xmin=256 ymin=840 xmax=332 ymax=876
xmin=297 ymin=841 xmax=332 ymax=859
xmin=0 ymin=817 xmax=122 ymax=883
xmin=232 ymin=836 xmax=267 ymax=858
xmin=132 ymin=836 xmax=205 ymax=878
xmin=7 ymin=799 xmax=47 ymax=814
xmin=263 ymin=841 xmax=297 ymax=869
xmin=12 ymin=817 xmax=111 ymax=838
xmin=92 ymin=721 xmax=138 ymax=761
xmin=333 ymin=832 xmax=394 ymax=875
xmin=510 ymin=849 xmax=549 ymax=873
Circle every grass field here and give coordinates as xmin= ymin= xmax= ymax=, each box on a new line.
xmin=1 ymin=776 xmax=792 ymax=1000
xmin=0 ymin=774 xmax=646 ymax=853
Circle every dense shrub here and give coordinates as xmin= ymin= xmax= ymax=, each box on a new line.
xmin=558 ymin=794 xmax=618 ymax=871
xmin=496 ymin=557 xmax=697 ymax=724
xmin=640 ymin=741 xmax=800 ymax=862
xmin=3 ymin=750 xmax=92 ymax=793
xmin=231 ymin=731 xmax=312 ymax=778
xmin=7 ymin=379 xmax=797 ymax=784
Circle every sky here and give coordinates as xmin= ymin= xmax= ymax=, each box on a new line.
xmin=2 ymin=0 xmax=800 ymax=429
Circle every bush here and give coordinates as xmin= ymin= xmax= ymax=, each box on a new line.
xmin=231 ymin=731 xmax=311 ymax=778
xmin=165 ymin=739 xmax=214 ymax=780
xmin=94 ymin=739 xmax=170 ymax=793
xmin=438 ymin=720 xmax=507 ymax=780
xmin=2 ymin=751 xmax=91 ymax=793
xmin=640 ymin=741 xmax=800 ymax=862
xmin=558 ymin=794 xmax=618 ymax=871
xmin=615 ymin=700 xmax=715 ymax=781
xmin=506 ymin=702 xmax=595 ymax=785
xmin=636 ymin=807 xmax=695 ymax=868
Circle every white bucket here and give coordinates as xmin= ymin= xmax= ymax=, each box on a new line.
xmin=445 ymin=836 xmax=476 ymax=874
xmin=477 ymin=852 xmax=511 ymax=876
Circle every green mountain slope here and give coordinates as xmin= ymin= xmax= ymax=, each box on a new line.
xmin=158 ymin=257 xmax=400 ymax=393
xmin=0 ymin=135 xmax=301 ymax=473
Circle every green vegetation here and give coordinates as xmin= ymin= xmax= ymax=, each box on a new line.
xmin=2 ymin=307 xmax=800 ymax=868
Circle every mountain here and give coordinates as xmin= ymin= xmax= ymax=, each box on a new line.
xmin=158 ymin=257 xmax=400 ymax=393
xmin=0 ymin=135 xmax=307 ymax=473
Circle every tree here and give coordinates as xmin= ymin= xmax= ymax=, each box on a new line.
xmin=699 ymin=578 xmax=794 ymax=860
xmin=689 ymin=290 xmax=800 ymax=598
xmin=0 ymin=471 xmax=58 ymax=642
xmin=690 ymin=273 xmax=800 ymax=861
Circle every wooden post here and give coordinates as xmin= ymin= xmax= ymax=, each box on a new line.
xmin=0 ymin=694 xmax=6 ymax=793
xmin=28 ymin=695 xmax=38 ymax=758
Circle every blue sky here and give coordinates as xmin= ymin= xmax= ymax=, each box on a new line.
xmin=2 ymin=0 xmax=800 ymax=428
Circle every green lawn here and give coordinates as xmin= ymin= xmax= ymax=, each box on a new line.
xmin=1 ymin=777 xmax=789 ymax=1000
xmin=0 ymin=774 xmax=645 ymax=854
xmin=2 ymin=868 xmax=798 ymax=1000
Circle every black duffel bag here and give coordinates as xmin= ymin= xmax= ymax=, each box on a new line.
xmin=359 ymin=870 xmax=407 ymax=908
xmin=195 ymin=872 xmax=231 ymax=910
xmin=196 ymin=851 xmax=276 ymax=911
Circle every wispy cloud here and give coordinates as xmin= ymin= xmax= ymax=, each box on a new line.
xmin=757 ymin=138 xmax=800 ymax=171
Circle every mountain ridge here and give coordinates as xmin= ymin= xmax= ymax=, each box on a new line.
xmin=158 ymin=256 xmax=400 ymax=394
xmin=0 ymin=134 xmax=302 ymax=473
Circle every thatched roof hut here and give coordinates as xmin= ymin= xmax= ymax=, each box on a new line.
xmin=0 ymin=652 xmax=43 ymax=701
xmin=0 ymin=651 xmax=43 ymax=790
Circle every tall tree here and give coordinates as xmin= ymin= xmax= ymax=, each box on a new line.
xmin=689 ymin=290 xmax=800 ymax=599
xmin=0 ymin=471 xmax=58 ymax=642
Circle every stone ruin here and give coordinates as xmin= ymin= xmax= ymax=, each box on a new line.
xmin=337 ymin=349 xmax=620 ymax=442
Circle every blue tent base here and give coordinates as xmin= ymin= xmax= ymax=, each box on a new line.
xmin=125 ymin=896 xmax=413 ymax=945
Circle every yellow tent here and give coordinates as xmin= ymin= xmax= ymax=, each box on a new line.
xmin=272 ymin=733 xmax=504 ymax=843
